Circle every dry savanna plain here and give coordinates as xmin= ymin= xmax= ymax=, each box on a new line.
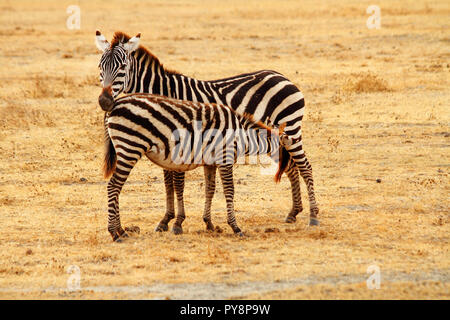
xmin=0 ymin=0 xmax=449 ymax=300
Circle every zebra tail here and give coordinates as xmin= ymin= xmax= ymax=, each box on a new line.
xmin=274 ymin=146 xmax=290 ymax=183
xmin=103 ymin=118 xmax=116 ymax=179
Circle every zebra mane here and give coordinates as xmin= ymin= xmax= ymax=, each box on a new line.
xmin=110 ymin=31 xmax=130 ymax=47
xmin=110 ymin=31 xmax=181 ymax=75
xmin=239 ymin=112 xmax=276 ymax=135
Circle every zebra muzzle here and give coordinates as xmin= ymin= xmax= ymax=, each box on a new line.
xmin=99 ymin=87 xmax=114 ymax=112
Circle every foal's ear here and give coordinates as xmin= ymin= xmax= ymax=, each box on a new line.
xmin=124 ymin=33 xmax=141 ymax=53
xmin=95 ymin=30 xmax=110 ymax=52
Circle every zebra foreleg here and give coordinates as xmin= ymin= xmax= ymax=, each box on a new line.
xmin=218 ymin=165 xmax=243 ymax=236
xmin=172 ymin=171 xmax=186 ymax=235
xmin=107 ymin=159 xmax=137 ymax=242
xmin=155 ymin=170 xmax=176 ymax=232
xmin=202 ymin=166 xmax=216 ymax=231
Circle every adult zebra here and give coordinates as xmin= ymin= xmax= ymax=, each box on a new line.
xmin=101 ymin=93 xmax=289 ymax=241
xmin=95 ymin=30 xmax=319 ymax=228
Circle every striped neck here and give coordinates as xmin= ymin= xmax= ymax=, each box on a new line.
xmin=124 ymin=49 xmax=172 ymax=97
xmin=124 ymin=48 xmax=219 ymax=103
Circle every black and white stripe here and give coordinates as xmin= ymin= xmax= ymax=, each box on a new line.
xmin=96 ymin=31 xmax=319 ymax=227
xmin=103 ymin=94 xmax=285 ymax=241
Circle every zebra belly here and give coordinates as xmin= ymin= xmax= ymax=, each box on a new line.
xmin=145 ymin=151 xmax=202 ymax=172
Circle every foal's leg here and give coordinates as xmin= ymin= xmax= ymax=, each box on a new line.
xmin=107 ymin=154 xmax=139 ymax=242
xmin=202 ymin=166 xmax=216 ymax=231
xmin=218 ymin=165 xmax=242 ymax=235
xmin=155 ymin=170 xmax=176 ymax=232
xmin=172 ymin=171 xmax=186 ymax=235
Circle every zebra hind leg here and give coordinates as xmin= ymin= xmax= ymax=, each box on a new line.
xmin=202 ymin=166 xmax=216 ymax=232
xmin=298 ymin=158 xmax=320 ymax=226
xmin=172 ymin=171 xmax=186 ymax=235
xmin=218 ymin=165 xmax=243 ymax=236
xmin=155 ymin=170 xmax=176 ymax=232
xmin=282 ymin=134 xmax=320 ymax=226
xmin=284 ymin=160 xmax=303 ymax=223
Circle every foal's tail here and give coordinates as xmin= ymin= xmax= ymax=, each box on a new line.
xmin=103 ymin=115 xmax=116 ymax=179
xmin=274 ymin=128 xmax=293 ymax=183
xmin=274 ymin=146 xmax=291 ymax=183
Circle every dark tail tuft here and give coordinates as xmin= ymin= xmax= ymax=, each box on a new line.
xmin=274 ymin=146 xmax=290 ymax=183
xmin=103 ymin=121 xmax=116 ymax=179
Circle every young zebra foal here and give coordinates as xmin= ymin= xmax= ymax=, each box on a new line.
xmin=101 ymin=93 xmax=289 ymax=242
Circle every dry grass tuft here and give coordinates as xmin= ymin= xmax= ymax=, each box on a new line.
xmin=308 ymin=110 xmax=324 ymax=122
xmin=28 ymin=76 xmax=55 ymax=99
xmin=85 ymin=233 xmax=100 ymax=247
xmin=343 ymin=72 xmax=392 ymax=93
xmin=206 ymin=245 xmax=232 ymax=265
xmin=81 ymin=75 xmax=100 ymax=87
xmin=0 ymin=196 xmax=17 ymax=205
xmin=307 ymin=230 xmax=328 ymax=240
xmin=24 ymin=74 xmax=78 ymax=99
xmin=0 ymin=103 xmax=55 ymax=129
xmin=92 ymin=252 xmax=115 ymax=263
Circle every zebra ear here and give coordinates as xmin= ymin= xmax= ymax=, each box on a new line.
xmin=95 ymin=30 xmax=110 ymax=52
xmin=124 ymin=33 xmax=141 ymax=53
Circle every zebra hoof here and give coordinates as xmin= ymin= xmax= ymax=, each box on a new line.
xmin=172 ymin=226 xmax=183 ymax=235
xmin=285 ymin=216 xmax=296 ymax=223
xmin=155 ymin=224 xmax=169 ymax=232
xmin=309 ymin=218 xmax=320 ymax=226
xmin=205 ymin=222 xmax=215 ymax=232
xmin=112 ymin=229 xmax=129 ymax=242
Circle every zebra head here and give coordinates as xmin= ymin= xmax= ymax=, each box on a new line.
xmin=95 ymin=30 xmax=141 ymax=111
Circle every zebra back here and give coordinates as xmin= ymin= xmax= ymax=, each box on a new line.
xmin=103 ymin=94 xmax=288 ymax=179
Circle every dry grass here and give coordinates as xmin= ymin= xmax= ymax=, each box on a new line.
xmin=0 ymin=0 xmax=449 ymax=300
xmin=343 ymin=72 xmax=392 ymax=93
xmin=235 ymin=281 xmax=450 ymax=300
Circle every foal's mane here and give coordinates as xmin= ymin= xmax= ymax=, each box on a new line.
xmin=240 ymin=112 xmax=282 ymax=135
